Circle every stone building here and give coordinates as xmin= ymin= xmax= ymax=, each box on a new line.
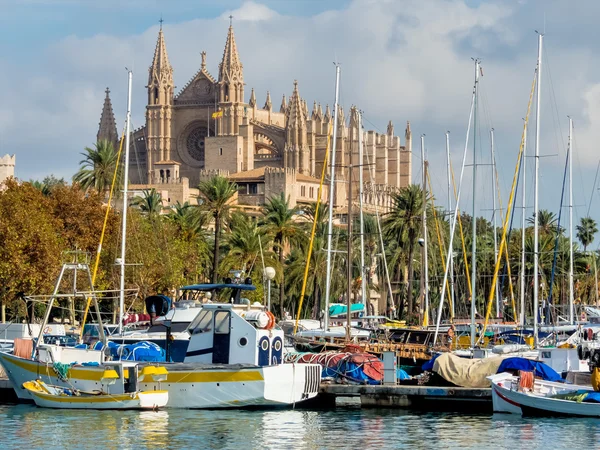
xmin=0 ymin=154 xmax=15 ymax=188
xmin=97 ymin=22 xmax=412 ymax=211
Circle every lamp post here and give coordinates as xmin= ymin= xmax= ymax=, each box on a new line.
xmin=264 ymin=267 xmax=276 ymax=312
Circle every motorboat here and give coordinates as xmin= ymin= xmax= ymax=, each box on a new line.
xmin=22 ymin=365 xmax=168 ymax=410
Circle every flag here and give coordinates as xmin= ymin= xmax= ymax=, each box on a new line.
xmin=212 ymin=110 xmax=223 ymax=119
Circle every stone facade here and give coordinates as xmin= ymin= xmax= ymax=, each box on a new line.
xmin=98 ymin=22 xmax=412 ymax=211
xmin=0 ymin=154 xmax=15 ymax=188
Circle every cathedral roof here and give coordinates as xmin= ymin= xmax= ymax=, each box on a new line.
xmin=148 ymin=27 xmax=173 ymax=87
xmin=219 ymin=22 xmax=243 ymax=83
xmin=97 ymin=87 xmax=119 ymax=145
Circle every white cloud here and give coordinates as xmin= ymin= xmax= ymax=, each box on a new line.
xmin=221 ymin=1 xmax=279 ymax=21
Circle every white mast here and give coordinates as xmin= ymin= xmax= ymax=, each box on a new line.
xmin=533 ymin=33 xmax=543 ymax=346
xmin=568 ymin=117 xmax=574 ymax=324
xmin=324 ymin=64 xmax=341 ymax=332
xmin=421 ymin=135 xmax=429 ymax=326
xmin=118 ymin=70 xmax=133 ymax=336
xmin=520 ymin=122 xmax=528 ymax=327
xmin=491 ymin=128 xmax=500 ymax=318
xmin=470 ymin=59 xmax=480 ymax=349
xmin=358 ymin=111 xmax=367 ymax=309
xmin=446 ymin=131 xmax=455 ymax=319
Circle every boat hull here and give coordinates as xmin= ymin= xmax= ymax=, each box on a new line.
xmin=491 ymin=376 xmax=600 ymax=417
xmin=0 ymin=352 xmax=320 ymax=408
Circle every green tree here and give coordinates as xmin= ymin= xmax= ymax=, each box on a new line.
xmin=261 ymin=193 xmax=304 ymax=319
xmin=73 ymin=140 xmax=121 ymax=195
xmin=132 ymin=188 xmax=164 ymax=217
xmin=197 ymin=176 xmax=238 ymax=283
xmin=577 ymin=216 xmax=598 ymax=252
xmin=383 ymin=184 xmax=424 ymax=321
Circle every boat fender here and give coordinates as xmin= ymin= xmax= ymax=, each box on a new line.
xmin=592 ymin=367 xmax=600 ymax=392
xmin=588 ymin=328 xmax=595 ymax=341
xmin=593 ymin=350 xmax=600 ymax=367
xmin=577 ymin=344 xmax=584 ymax=361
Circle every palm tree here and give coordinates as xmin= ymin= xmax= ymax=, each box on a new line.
xmin=132 ymin=188 xmax=163 ymax=217
xmin=261 ymin=193 xmax=303 ymax=319
xmin=73 ymin=140 xmax=121 ymax=195
xmin=383 ymin=184 xmax=424 ymax=321
xmin=577 ymin=216 xmax=598 ymax=252
xmin=197 ymin=175 xmax=238 ymax=283
xmin=168 ymin=201 xmax=207 ymax=241
xmin=528 ymin=209 xmax=562 ymax=235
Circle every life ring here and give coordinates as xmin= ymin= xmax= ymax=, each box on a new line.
xmin=265 ymin=311 xmax=276 ymax=330
xmin=43 ymin=326 xmax=51 ymax=334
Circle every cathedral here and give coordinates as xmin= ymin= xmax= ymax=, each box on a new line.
xmin=96 ymin=22 xmax=412 ymax=211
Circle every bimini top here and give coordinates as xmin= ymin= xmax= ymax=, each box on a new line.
xmin=181 ymin=283 xmax=257 ymax=291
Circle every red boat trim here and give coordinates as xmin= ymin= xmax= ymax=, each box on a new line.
xmin=494 ymin=386 xmax=521 ymax=408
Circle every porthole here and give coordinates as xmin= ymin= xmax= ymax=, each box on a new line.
xmin=261 ymin=339 xmax=269 ymax=351
xmin=239 ymin=337 xmax=248 ymax=347
xmin=274 ymin=340 xmax=282 ymax=352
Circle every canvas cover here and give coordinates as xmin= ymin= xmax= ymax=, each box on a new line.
xmin=433 ymin=353 xmax=506 ymax=388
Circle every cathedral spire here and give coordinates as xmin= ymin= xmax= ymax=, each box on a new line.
xmin=148 ymin=27 xmax=174 ymax=105
xmin=218 ymin=21 xmax=244 ymax=103
xmin=405 ymin=121 xmax=411 ymax=140
xmin=97 ymin=87 xmax=119 ymax=146
xmin=287 ymin=81 xmax=306 ymax=127
xmin=264 ymin=91 xmax=272 ymax=110
xmin=285 ymin=80 xmax=309 ymax=173
xmin=280 ymin=94 xmax=287 ymax=113
xmin=324 ymin=104 xmax=331 ymax=121
xmin=249 ymin=88 xmax=256 ymax=107
xmin=387 ymin=120 xmax=394 ymax=137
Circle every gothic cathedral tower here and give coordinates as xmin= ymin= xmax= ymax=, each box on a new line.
xmin=146 ymin=24 xmax=175 ymax=182
xmin=217 ymin=20 xmax=245 ymax=136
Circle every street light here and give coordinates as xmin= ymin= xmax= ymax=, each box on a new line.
xmin=264 ymin=267 xmax=276 ymax=312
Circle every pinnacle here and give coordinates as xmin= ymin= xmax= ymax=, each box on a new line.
xmin=97 ymin=87 xmax=118 ymax=146
xmin=280 ymin=94 xmax=287 ymax=113
xmin=286 ymin=80 xmax=306 ymax=129
xmin=264 ymin=91 xmax=272 ymax=110
xmin=149 ymin=27 xmax=173 ymax=87
xmin=249 ymin=88 xmax=256 ymax=107
xmin=219 ymin=22 xmax=243 ymax=82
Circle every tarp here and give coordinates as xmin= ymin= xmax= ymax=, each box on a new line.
xmin=433 ymin=353 xmax=507 ymax=388
xmin=329 ymin=303 xmax=365 ymax=318
xmin=496 ymin=357 xmax=563 ymax=382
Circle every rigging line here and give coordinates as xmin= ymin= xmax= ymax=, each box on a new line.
xmin=129 ymin=119 xmax=144 ymax=184
xmin=543 ymin=45 xmax=567 ymax=157
xmin=586 ymin=159 xmax=600 ymax=217
xmin=479 ymin=69 xmax=537 ymax=344
xmin=79 ymin=124 xmax=127 ymax=338
xmin=570 ymin=126 xmax=587 ymax=220
xmin=294 ymin=123 xmax=332 ymax=334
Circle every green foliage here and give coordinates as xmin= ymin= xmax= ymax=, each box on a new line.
xmin=73 ymin=140 xmax=121 ymax=194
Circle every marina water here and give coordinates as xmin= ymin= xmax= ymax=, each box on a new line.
xmin=1 ymin=402 xmax=599 ymax=449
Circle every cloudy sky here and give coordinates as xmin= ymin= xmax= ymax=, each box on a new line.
xmin=2 ymin=0 xmax=600 ymax=235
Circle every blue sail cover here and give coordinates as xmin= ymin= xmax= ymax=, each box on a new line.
xmin=496 ymin=357 xmax=563 ymax=382
xmin=329 ymin=303 xmax=365 ymax=318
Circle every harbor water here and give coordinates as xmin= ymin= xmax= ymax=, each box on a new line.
xmin=1 ymin=402 xmax=599 ymax=449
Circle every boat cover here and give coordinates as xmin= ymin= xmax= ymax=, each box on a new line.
xmin=497 ymin=357 xmax=563 ymax=382
xmin=328 ymin=303 xmax=365 ymax=318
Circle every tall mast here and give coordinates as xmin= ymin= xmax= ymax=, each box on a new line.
xmin=118 ymin=70 xmax=133 ymax=336
xmin=324 ymin=64 xmax=341 ymax=332
xmin=446 ymin=131 xmax=455 ymax=319
xmin=346 ymin=137 xmax=353 ymax=341
xmin=491 ymin=128 xmax=500 ymax=318
xmin=520 ymin=122 xmax=528 ymax=327
xmin=358 ymin=111 xmax=367 ymax=312
xmin=421 ymin=135 xmax=429 ymax=326
xmin=568 ymin=117 xmax=574 ymax=324
xmin=533 ymin=33 xmax=543 ymax=347
xmin=470 ymin=59 xmax=480 ymax=349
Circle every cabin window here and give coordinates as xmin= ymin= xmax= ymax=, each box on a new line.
xmin=214 ymin=311 xmax=231 ymax=334
xmin=189 ymin=309 xmax=213 ymax=334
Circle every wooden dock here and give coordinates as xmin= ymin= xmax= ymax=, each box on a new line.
xmin=313 ymin=383 xmax=492 ymax=413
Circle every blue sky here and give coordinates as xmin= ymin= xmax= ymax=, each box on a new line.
xmin=2 ymin=0 xmax=600 ymax=240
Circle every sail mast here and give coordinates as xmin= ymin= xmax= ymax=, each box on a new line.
xmin=533 ymin=33 xmax=543 ymax=346
xmin=446 ymin=131 xmax=455 ymax=319
xmin=358 ymin=111 xmax=367 ymax=313
xmin=491 ymin=128 xmax=500 ymax=318
xmin=421 ymin=135 xmax=429 ymax=326
xmin=346 ymin=132 xmax=353 ymax=341
xmin=568 ymin=117 xmax=574 ymax=324
xmin=118 ymin=70 xmax=132 ymax=336
xmin=470 ymin=58 xmax=480 ymax=349
xmin=520 ymin=122 xmax=528 ymax=327
xmin=324 ymin=64 xmax=341 ymax=332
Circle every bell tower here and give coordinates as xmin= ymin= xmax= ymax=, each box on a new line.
xmin=217 ymin=18 xmax=245 ymax=135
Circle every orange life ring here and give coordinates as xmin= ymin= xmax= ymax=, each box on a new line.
xmin=265 ymin=311 xmax=276 ymax=330
xmin=43 ymin=326 xmax=52 ymax=334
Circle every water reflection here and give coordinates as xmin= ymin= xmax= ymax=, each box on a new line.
xmin=2 ymin=405 xmax=600 ymax=449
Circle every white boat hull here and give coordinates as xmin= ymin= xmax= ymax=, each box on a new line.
xmin=490 ymin=373 xmax=600 ymax=417
xmin=28 ymin=388 xmax=168 ymax=410
xmin=0 ymin=352 xmax=320 ymax=408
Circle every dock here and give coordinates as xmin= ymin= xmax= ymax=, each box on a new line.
xmin=313 ymin=383 xmax=492 ymax=413
xmin=0 ymin=378 xmax=17 ymax=404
